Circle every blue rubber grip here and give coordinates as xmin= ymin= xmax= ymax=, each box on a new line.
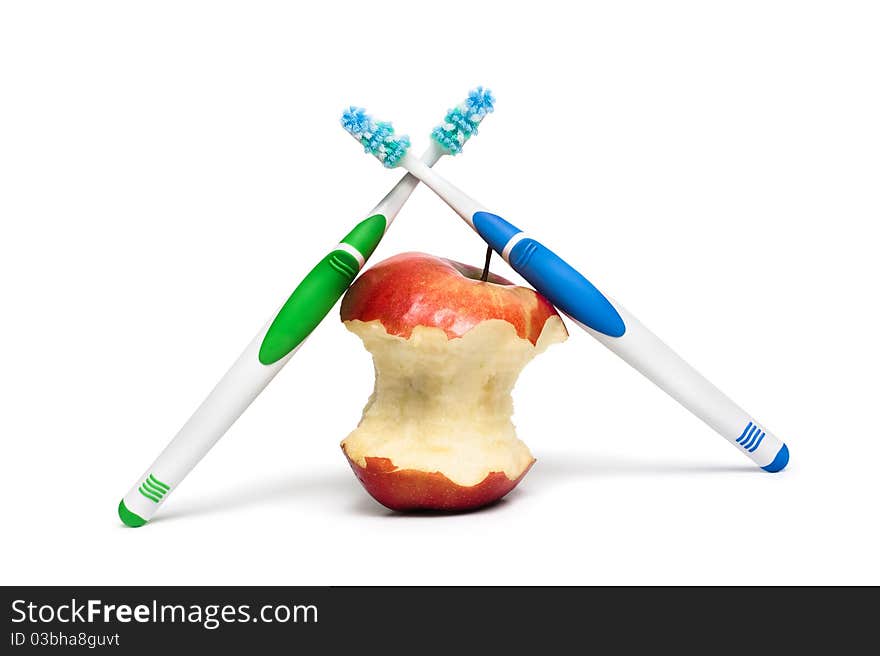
xmin=473 ymin=211 xmax=626 ymax=338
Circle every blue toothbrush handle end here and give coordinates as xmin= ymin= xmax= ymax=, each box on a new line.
xmin=761 ymin=443 xmax=790 ymax=472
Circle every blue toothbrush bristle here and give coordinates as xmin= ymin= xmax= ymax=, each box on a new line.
xmin=431 ymin=86 xmax=495 ymax=155
xmin=341 ymin=106 xmax=411 ymax=168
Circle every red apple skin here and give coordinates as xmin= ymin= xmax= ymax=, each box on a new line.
xmin=340 ymin=251 xmax=563 ymax=346
xmin=344 ymin=447 xmax=535 ymax=512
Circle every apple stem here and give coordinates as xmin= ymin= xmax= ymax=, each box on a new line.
xmin=480 ymin=245 xmax=493 ymax=282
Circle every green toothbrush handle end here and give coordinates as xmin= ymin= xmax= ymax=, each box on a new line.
xmin=118 ymin=499 xmax=148 ymax=528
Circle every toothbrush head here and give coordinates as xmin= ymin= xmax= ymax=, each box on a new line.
xmin=341 ymin=107 xmax=411 ymax=168
xmin=431 ymin=86 xmax=495 ymax=155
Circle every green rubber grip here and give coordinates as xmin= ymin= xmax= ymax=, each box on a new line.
xmin=340 ymin=213 xmax=386 ymax=261
xmin=258 ymin=214 xmax=386 ymax=364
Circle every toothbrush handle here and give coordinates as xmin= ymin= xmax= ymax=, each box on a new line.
xmin=118 ymin=214 xmax=388 ymax=527
xmin=473 ymin=211 xmax=789 ymax=472
xmin=574 ymin=303 xmax=788 ymax=471
xmin=119 ymin=323 xmax=294 ymax=527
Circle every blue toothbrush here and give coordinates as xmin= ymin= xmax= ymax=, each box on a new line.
xmin=341 ymin=96 xmax=789 ymax=472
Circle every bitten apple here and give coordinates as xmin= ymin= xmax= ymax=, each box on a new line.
xmin=340 ymin=252 xmax=567 ymax=511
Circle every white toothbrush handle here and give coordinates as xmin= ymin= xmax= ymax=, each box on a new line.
xmin=398 ymin=162 xmax=789 ymax=470
xmin=119 ymin=323 xmax=296 ymax=525
xmin=572 ymin=301 xmax=788 ymax=470
xmin=457 ymin=210 xmax=790 ymax=472
xmin=119 ymin=146 xmax=446 ymax=527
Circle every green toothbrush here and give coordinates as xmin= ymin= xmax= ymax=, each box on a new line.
xmin=117 ymin=88 xmax=496 ymax=527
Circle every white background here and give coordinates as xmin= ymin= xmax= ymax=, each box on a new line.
xmin=1 ymin=1 xmax=878 ymax=585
